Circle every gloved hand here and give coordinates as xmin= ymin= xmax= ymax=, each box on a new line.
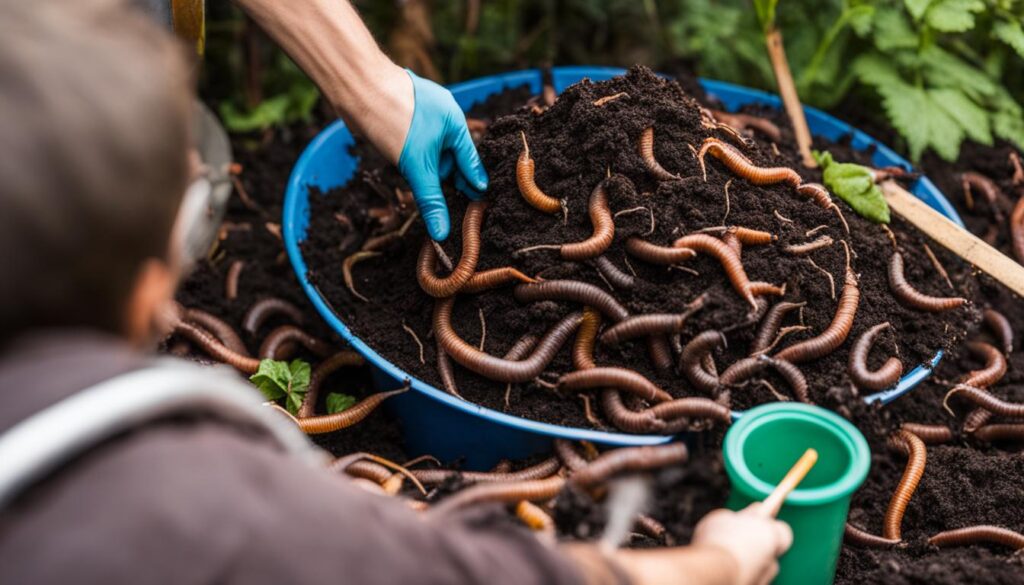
xmin=397 ymin=70 xmax=488 ymax=241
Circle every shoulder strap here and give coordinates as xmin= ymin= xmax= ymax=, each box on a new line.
xmin=0 ymin=358 xmax=327 ymax=509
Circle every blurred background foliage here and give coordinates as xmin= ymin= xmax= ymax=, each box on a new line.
xmin=201 ymin=0 xmax=1024 ymax=161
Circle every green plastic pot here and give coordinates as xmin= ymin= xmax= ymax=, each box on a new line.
xmin=724 ymin=403 xmax=870 ymax=585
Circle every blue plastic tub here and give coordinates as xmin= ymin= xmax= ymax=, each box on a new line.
xmin=283 ymin=67 xmax=961 ymax=468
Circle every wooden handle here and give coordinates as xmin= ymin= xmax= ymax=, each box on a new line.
xmin=881 ymin=181 xmax=1024 ymax=297
xmin=759 ymin=449 xmax=818 ymax=518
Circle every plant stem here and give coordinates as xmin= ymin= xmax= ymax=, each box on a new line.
xmin=799 ymin=7 xmax=855 ymax=91
xmin=765 ymin=26 xmax=816 ymax=168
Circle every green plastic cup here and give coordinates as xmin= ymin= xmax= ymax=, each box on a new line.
xmin=724 ymin=403 xmax=870 ymax=585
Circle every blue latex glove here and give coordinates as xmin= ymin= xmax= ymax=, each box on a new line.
xmin=397 ymin=70 xmax=488 ymax=241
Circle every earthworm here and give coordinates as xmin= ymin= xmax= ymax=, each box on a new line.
xmin=225 ymin=260 xmax=245 ymax=301
xmin=973 ymin=424 xmax=1024 ymax=442
xmin=944 ymin=385 xmax=1024 ymax=419
xmin=806 ymin=257 xmax=836 ymax=300
xmin=1011 ymin=151 xmax=1024 ymax=186
xmin=343 ymin=251 xmax=381 ymax=302
xmin=848 ymin=323 xmax=903 ymax=391
xmin=751 ymin=302 xmax=805 ymax=355
xmin=461 ymin=267 xmax=536 ymax=293
xmin=436 ymin=337 xmax=461 ymax=398
xmin=709 ymin=109 xmax=783 ymax=143
xmin=429 ymin=475 xmax=566 ymax=516
xmin=600 ymin=298 xmax=706 ymax=345
xmin=558 ymin=368 xmax=673 ymax=403
xmin=929 ymin=526 xmax=1024 ymax=551
xmin=591 ymin=256 xmax=635 ymax=290
xmin=182 ymin=308 xmax=248 ymax=355
xmin=514 ymin=280 xmax=629 ymax=322
xmin=412 ymin=457 xmax=561 ymax=486
xmin=698 ymin=226 xmax=776 ymax=246
xmin=698 ymin=137 xmax=800 ymax=187
xmin=570 ymin=443 xmax=688 ymax=488
xmin=299 ymin=350 xmax=365 ymax=417
xmin=647 ymin=337 xmax=675 ymax=373
xmin=748 ymin=282 xmax=786 ymax=297
xmin=502 ymin=333 xmax=541 ymax=407
xmin=983 ymin=309 xmax=1014 ymax=355
xmin=796 ymin=183 xmax=850 ymax=232
xmin=962 ymin=408 xmax=993 ymax=434
xmin=883 ymin=429 xmax=927 ymax=540
xmin=344 ymin=460 xmax=395 ymax=484
xmin=600 ymin=389 xmax=667 ymax=433
xmin=921 ymin=243 xmax=954 ymax=291
xmin=328 ymin=450 xmax=425 ymax=495
xmin=775 ymin=262 xmax=859 ymax=364
xmin=635 ymin=515 xmax=672 ymax=544
xmin=173 ymin=320 xmax=261 ymax=374
xmin=1012 ymin=194 xmax=1024 ymax=264
xmin=844 ymin=523 xmax=900 ymax=548
xmin=258 ymin=325 xmax=333 ymax=360
xmin=217 ymin=221 xmax=252 ymax=242
xmin=900 ymin=423 xmax=954 ymax=445
xmin=242 ymin=297 xmax=304 ymax=335
xmin=679 ymin=331 xmax=727 ymax=394
xmin=625 ymin=237 xmax=697 ymax=265
xmin=561 ymin=179 xmax=615 ymax=260
xmin=959 ymin=342 xmax=1008 ymax=388
xmin=554 ymin=439 xmax=590 ymax=472
xmin=638 ymin=127 xmax=680 ymax=181
xmin=594 ymin=92 xmax=629 ymax=107
xmin=673 ymin=234 xmax=759 ymax=307
xmin=887 ymin=252 xmax=967 ymax=312
xmin=294 ymin=387 xmax=408 ymax=435
xmin=434 ymin=296 xmax=581 ymax=383
xmin=516 ymin=501 xmax=555 ymax=537
xmin=416 ymin=202 xmax=486 ymax=297
xmin=649 ymin=397 xmax=732 ymax=429
xmin=784 ymin=235 xmax=834 ymax=256
xmin=720 ymin=356 xmax=811 ymax=403
xmin=517 ymin=132 xmax=564 ymax=214
xmin=960 ymin=172 xmax=1005 ymax=218
xmin=721 ymin=231 xmax=742 ymax=256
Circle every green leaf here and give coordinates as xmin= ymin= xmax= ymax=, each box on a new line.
xmin=249 ymin=358 xmax=312 ymax=415
xmin=994 ymin=18 xmax=1024 ymax=59
xmin=326 ymin=393 xmax=358 ymax=415
xmin=904 ymin=0 xmax=933 ymax=21
xmin=871 ymin=8 xmax=917 ymax=51
xmin=288 ymin=359 xmax=312 ymax=393
xmin=849 ymin=5 xmax=877 ymax=37
xmin=929 ymin=88 xmax=992 ymax=146
xmin=813 ymin=151 xmax=890 ymax=224
xmin=991 ymin=89 xmax=1024 ymax=150
xmin=924 ymin=0 xmax=985 ymax=32
xmin=920 ymin=46 xmax=998 ymax=102
xmin=752 ymin=0 xmax=779 ymax=31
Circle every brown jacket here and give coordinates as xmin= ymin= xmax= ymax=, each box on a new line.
xmin=0 ymin=331 xmax=585 ymax=585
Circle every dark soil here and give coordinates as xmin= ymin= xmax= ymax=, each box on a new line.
xmin=302 ymin=66 xmax=976 ymax=429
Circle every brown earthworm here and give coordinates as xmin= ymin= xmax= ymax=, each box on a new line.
xmin=561 ymin=179 xmax=615 ymax=260
xmin=434 ymin=296 xmax=581 ymax=383
xmin=784 ymin=235 xmax=834 ymax=256
xmin=594 ymin=92 xmax=629 ymax=107
xmin=514 ymin=280 xmax=630 ymax=322
xmin=295 ymin=386 xmax=408 ymax=435
xmin=929 ymin=526 xmax=1024 ymax=551
xmin=600 ymin=389 xmax=668 ymax=433
xmin=173 ymin=320 xmax=261 ymax=374
xmin=343 ymin=251 xmax=381 ymax=303
xmin=591 ymin=256 xmax=636 ymax=290
xmin=182 ymin=308 xmax=249 ymax=355
xmin=625 ymin=237 xmax=697 ymax=265
xmin=982 ymin=309 xmax=1014 ymax=355
xmin=328 ymin=451 xmax=425 ymax=495
xmin=412 ymin=457 xmax=561 ymax=486
xmin=600 ymin=298 xmax=706 ymax=345
xmin=225 ymin=260 xmax=245 ymax=301
xmin=259 ymin=325 xmax=334 ymax=360
xmin=517 ymin=132 xmax=564 ymax=214
xmin=502 ymin=334 xmax=541 ymax=407
xmin=299 ymin=350 xmax=365 ymax=417
xmin=720 ymin=356 xmax=811 ymax=403
xmin=647 ymin=337 xmax=675 ymax=373
xmin=699 ymin=226 xmax=777 ymax=246
xmin=844 ymin=523 xmax=900 ymax=548
xmin=673 ymin=234 xmax=759 ymax=307
xmin=795 ymin=183 xmax=850 ymax=233
xmin=751 ymin=302 xmax=805 ymax=355
xmin=848 ymin=323 xmax=903 ymax=391
xmin=698 ymin=137 xmax=801 ymax=187
xmin=888 ymin=252 xmax=967 ymax=312
xmin=639 ymin=127 xmax=680 ymax=181
xmin=883 ymin=429 xmax=927 ymax=540
xmin=973 ymin=424 xmax=1024 ymax=442
xmin=430 ymin=475 xmax=566 ymax=516
xmin=1011 ymin=151 xmax=1024 ymax=186
xmin=710 ymin=110 xmax=783 ymax=143
xmin=959 ymin=342 xmax=1008 ymax=388
xmin=570 ymin=443 xmax=688 ymax=488
xmin=960 ymin=172 xmax=1005 ymax=217
xmin=436 ymin=334 xmax=461 ymax=398
xmin=573 ymin=308 xmax=601 ymax=370
xmin=416 ymin=202 xmax=486 ymax=297
xmin=962 ymin=408 xmax=993 ymax=434
xmin=649 ymin=397 xmax=732 ymax=429
xmin=944 ymin=385 xmax=1024 ymax=419
xmin=242 ymin=297 xmax=304 ymax=335
xmin=900 ymin=423 xmax=954 ymax=445
xmin=558 ymin=368 xmax=673 ymax=403
xmin=1013 ymin=193 xmax=1024 ymax=263
xmin=748 ymin=282 xmax=786 ymax=297
xmin=461 ymin=267 xmax=536 ymax=293
xmin=554 ymin=440 xmax=590 ymax=472
xmin=775 ymin=262 xmax=859 ymax=364
xmin=516 ymin=500 xmax=555 ymax=536
xmin=344 ymin=460 xmax=395 ymax=484
xmin=679 ymin=331 xmax=727 ymax=394
xmin=635 ymin=514 xmax=672 ymax=544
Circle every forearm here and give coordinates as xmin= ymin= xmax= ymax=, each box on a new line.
xmin=610 ymin=546 xmax=740 ymax=585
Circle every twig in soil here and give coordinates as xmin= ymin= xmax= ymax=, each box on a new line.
xmin=593 ymin=92 xmax=628 ymax=107
xmin=614 ymin=206 xmax=656 ymax=236
xmin=805 ymin=257 xmax=835 ymax=300
xmin=921 ymin=243 xmax=955 ymax=292
xmin=639 ymin=127 xmax=681 ymax=181
xmin=773 ymin=209 xmax=793 ymax=224
xmin=264 ymin=222 xmax=282 ymax=241
xmin=225 ymin=260 xmax=245 ymax=301
xmin=750 ymin=302 xmax=805 ymax=355
xmin=578 ymin=394 xmax=604 ymax=429
xmin=698 ymin=138 xmax=800 ymax=186
xmin=848 ymin=323 xmax=903 ymax=391
xmin=401 ymin=322 xmax=426 ymax=365
xmin=929 ymin=526 xmax=1024 ymax=552
xmin=754 ymin=379 xmax=790 ymax=402
xmin=242 ymin=297 xmax=304 ymax=335
xmin=805 ymin=224 xmax=829 ymax=238
xmin=217 ymin=221 xmax=252 ymax=242
xmin=623 ymin=256 xmax=638 ymax=278
xmin=888 ymin=252 xmax=967 ymax=312
xmin=983 ymin=308 xmax=1014 ymax=355
xmin=416 ymin=202 xmax=485 ymax=297
xmin=753 ymin=325 xmax=811 ymax=357
xmin=720 ymin=356 xmax=811 ymax=404
xmin=227 ymin=163 xmax=264 ymax=214
xmin=708 ymin=109 xmax=783 ymax=143
xmin=883 ymin=429 xmax=927 ymax=540
xmin=569 ymin=443 xmax=688 ymax=488
xmin=721 ymin=179 xmax=733 ymax=224
xmin=431 ymin=240 xmax=454 ymax=272
xmin=477 ymin=309 xmax=487 ymax=351
xmin=878 ymin=224 xmax=898 ymax=250
xmin=558 ymin=367 xmax=672 ymax=403
xmin=258 ymin=325 xmax=333 ymax=360
xmin=517 ymin=132 xmax=565 ymax=215
xmin=173 ymin=320 xmax=261 ymax=374
xmin=668 ymin=265 xmax=700 ymax=277
xmin=362 ymin=211 xmax=419 ymax=252
xmin=784 ymin=235 xmax=833 ymax=256
xmin=343 ymin=251 xmax=382 ymax=303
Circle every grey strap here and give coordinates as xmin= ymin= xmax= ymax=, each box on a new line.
xmin=0 ymin=359 xmax=327 ymax=508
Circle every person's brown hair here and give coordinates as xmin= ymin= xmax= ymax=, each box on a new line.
xmin=0 ymin=0 xmax=194 ymax=345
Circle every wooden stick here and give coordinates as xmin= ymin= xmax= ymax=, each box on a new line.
xmin=759 ymin=448 xmax=818 ymax=518
xmin=765 ymin=28 xmax=816 ymax=168
xmin=881 ymin=181 xmax=1024 ymax=297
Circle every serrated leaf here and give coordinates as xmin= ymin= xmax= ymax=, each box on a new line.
xmin=326 ymin=393 xmax=358 ymax=415
xmin=904 ymin=0 xmax=933 ymax=21
xmin=249 ymin=359 xmax=291 ymax=401
xmin=873 ymin=7 xmax=917 ymax=50
xmin=849 ymin=5 xmax=877 ymax=37
xmin=852 ymin=53 xmax=905 ymax=89
xmin=994 ymin=19 xmax=1024 ymax=59
xmin=991 ymin=89 xmax=1024 ymax=150
xmin=813 ymin=151 xmax=891 ymax=224
xmin=929 ymin=88 xmax=992 ymax=146
xmin=920 ymin=45 xmax=997 ymax=101
xmin=288 ymin=359 xmax=312 ymax=392
xmin=863 ymin=69 xmax=965 ymax=161
xmin=924 ymin=0 xmax=985 ymax=32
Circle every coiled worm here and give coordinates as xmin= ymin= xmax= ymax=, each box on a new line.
xmin=887 ymin=252 xmax=967 ymax=312
xmin=242 ymin=297 xmax=304 ymax=335
xmin=720 ymin=356 xmax=811 ymax=403
xmin=299 ymin=350 xmax=365 ymax=417
xmin=416 ymin=202 xmax=486 ymax=297
xmin=848 ymin=323 xmax=903 ymax=391
xmin=750 ymin=302 xmax=805 ymax=356
xmin=258 ymin=325 xmax=334 ymax=360
xmin=679 ymin=331 xmax=727 ymax=394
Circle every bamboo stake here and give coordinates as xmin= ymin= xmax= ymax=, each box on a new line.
xmin=765 ymin=28 xmax=816 ymax=168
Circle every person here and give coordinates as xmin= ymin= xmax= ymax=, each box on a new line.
xmin=0 ymin=1 xmax=792 ymax=584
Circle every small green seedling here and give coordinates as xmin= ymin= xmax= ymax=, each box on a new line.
xmin=813 ymin=150 xmax=890 ymax=224
xmin=326 ymin=393 xmax=358 ymax=415
xmin=249 ymin=358 xmax=311 ymax=415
